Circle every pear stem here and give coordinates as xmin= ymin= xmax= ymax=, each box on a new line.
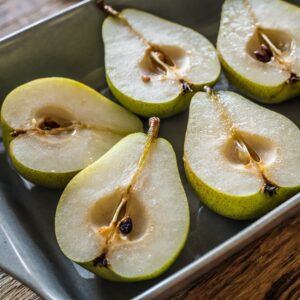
xmin=203 ymin=85 xmax=212 ymax=96
xmin=96 ymin=0 xmax=119 ymax=16
xmin=148 ymin=117 xmax=160 ymax=139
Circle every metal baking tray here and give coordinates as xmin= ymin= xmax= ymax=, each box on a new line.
xmin=0 ymin=1 xmax=299 ymax=299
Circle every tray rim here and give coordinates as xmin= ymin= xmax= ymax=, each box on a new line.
xmin=0 ymin=1 xmax=299 ymax=299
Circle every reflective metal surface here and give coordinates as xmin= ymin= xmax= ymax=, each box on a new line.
xmin=0 ymin=1 xmax=299 ymax=299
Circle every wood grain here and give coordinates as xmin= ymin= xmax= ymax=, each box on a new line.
xmin=0 ymin=1 xmax=300 ymax=300
xmin=0 ymin=0 xmax=79 ymax=38
xmin=0 ymin=273 xmax=39 ymax=300
xmin=173 ymin=215 xmax=300 ymax=300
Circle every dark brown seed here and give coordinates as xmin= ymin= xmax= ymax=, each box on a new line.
xmin=41 ymin=120 xmax=60 ymax=131
xmin=93 ymin=253 xmax=108 ymax=268
xmin=288 ymin=72 xmax=300 ymax=84
xmin=142 ymin=75 xmax=151 ymax=83
xmin=261 ymin=44 xmax=273 ymax=58
xmin=119 ymin=216 xmax=133 ymax=235
xmin=254 ymin=50 xmax=271 ymax=63
xmin=263 ymin=183 xmax=278 ymax=197
xmin=180 ymin=79 xmax=193 ymax=94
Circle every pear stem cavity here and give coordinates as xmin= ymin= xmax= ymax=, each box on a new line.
xmin=204 ymin=87 xmax=278 ymax=195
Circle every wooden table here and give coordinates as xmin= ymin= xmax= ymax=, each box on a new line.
xmin=0 ymin=1 xmax=299 ymax=299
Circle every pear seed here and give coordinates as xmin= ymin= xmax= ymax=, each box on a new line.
xmin=119 ymin=216 xmax=133 ymax=235
xmin=40 ymin=120 xmax=60 ymax=131
xmin=142 ymin=75 xmax=151 ymax=83
xmin=260 ymin=44 xmax=273 ymax=58
xmin=254 ymin=43 xmax=273 ymax=63
xmin=254 ymin=51 xmax=271 ymax=63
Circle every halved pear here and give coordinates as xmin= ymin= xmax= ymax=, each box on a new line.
xmin=102 ymin=5 xmax=220 ymax=118
xmin=184 ymin=88 xmax=300 ymax=220
xmin=1 ymin=78 xmax=143 ymax=188
xmin=217 ymin=0 xmax=300 ymax=103
xmin=55 ymin=118 xmax=189 ymax=281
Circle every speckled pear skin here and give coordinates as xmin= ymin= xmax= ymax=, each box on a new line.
xmin=219 ymin=53 xmax=300 ymax=104
xmin=107 ymin=75 xmax=219 ymax=119
xmin=184 ymin=159 xmax=300 ymax=220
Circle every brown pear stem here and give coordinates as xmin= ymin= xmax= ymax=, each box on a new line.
xmin=148 ymin=117 xmax=160 ymax=139
xmin=96 ymin=0 xmax=119 ymax=16
xmin=203 ymin=85 xmax=212 ymax=96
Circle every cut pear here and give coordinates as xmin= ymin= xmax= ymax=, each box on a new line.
xmin=217 ymin=0 xmax=300 ymax=103
xmin=184 ymin=89 xmax=300 ymax=219
xmin=102 ymin=6 xmax=220 ymax=118
xmin=1 ymin=78 xmax=143 ymax=188
xmin=55 ymin=118 xmax=189 ymax=281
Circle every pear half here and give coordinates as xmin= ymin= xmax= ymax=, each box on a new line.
xmin=217 ymin=0 xmax=300 ymax=103
xmin=184 ymin=88 xmax=300 ymax=220
xmin=55 ymin=118 xmax=189 ymax=281
xmin=1 ymin=78 xmax=143 ymax=188
xmin=102 ymin=5 xmax=220 ymax=118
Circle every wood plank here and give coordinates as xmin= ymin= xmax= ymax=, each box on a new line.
xmin=0 ymin=0 xmax=78 ymax=38
xmin=173 ymin=215 xmax=300 ymax=300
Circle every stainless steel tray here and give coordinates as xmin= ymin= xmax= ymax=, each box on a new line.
xmin=0 ymin=1 xmax=299 ymax=299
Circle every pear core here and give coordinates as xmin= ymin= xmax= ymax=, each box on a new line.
xmin=109 ymin=10 xmax=193 ymax=92
xmin=91 ymin=117 xmax=160 ymax=268
xmin=243 ymin=0 xmax=299 ymax=84
xmin=246 ymin=28 xmax=293 ymax=60
xmin=140 ymin=45 xmax=190 ymax=80
xmin=203 ymin=87 xmax=279 ymax=195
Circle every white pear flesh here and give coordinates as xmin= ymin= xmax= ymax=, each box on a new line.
xmin=217 ymin=0 xmax=300 ymax=103
xmin=1 ymin=78 xmax=143 ymax=187
xmin=103 ymin=8 xmax=220 ymax=117
xmin=184 ymin=90 xmax=300 ymax=219
xmin=55 ymin=133 xmax=189 ymax=281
